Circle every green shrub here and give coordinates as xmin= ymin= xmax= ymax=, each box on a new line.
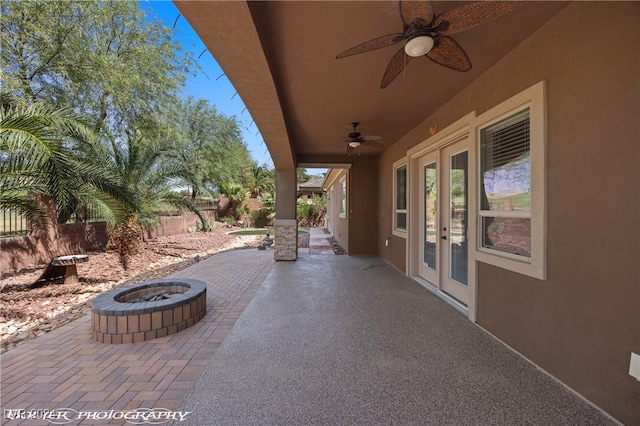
xmin=221 ymin=216 xmax=237 ymax=227
xmin=297 ymin=194 xmax=326 ymax=227
xmin=196 ymin=220 xmax=214 ymax=232
xmin=251 ymin=208 xmax=271 ymax=228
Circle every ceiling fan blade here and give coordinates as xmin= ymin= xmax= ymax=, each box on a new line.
xmin=364 ymin=140 xmax=385 ymax=149
xmin=426 ymin=36 xmax=471 ymax=72
xmin=336 ymin=33 xmax=404 ymax=59
xmin=381 ymin=47 xmax=412 ymax=89
xmin=362 ymin=135 xmax=383 ymax=141
xmin=399 ymin=0 xmax=435 ymax=25
xmin=434 ymin=1 xmax=526 ymax=35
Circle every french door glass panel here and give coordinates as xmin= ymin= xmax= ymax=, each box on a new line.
xmin=424 ymin=162 xmax=437 ymax=271
xmin=449 ymin=151 xmax=468 ymax=286
xmin=417 ymin=142 xmax=469 ymax=307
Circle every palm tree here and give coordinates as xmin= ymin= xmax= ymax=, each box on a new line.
xmin=0 ymin=96 xmax=124 ymax=229
xmin=218 ymin=182 xmax=248 ymax=221
xmin=245 ymin=164 xmax=275 ymax=198
xmin=95 ymin=132 xmax=207 ymax=268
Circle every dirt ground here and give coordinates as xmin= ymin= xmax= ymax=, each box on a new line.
xmin=0 ymin=224 xmax=267 ymax=352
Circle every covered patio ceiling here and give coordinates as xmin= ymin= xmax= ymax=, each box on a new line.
xmin=175 ymin=1 xmax=568 ymax=169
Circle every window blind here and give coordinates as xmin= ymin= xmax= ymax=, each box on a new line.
xmin=481 ymin=109 xmax=530 ymax=172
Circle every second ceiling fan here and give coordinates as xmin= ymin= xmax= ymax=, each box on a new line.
xmin=335 ymin=0 xmax=525 ymax=88
xmin=339 ymin=122 xmax=383 ymax=155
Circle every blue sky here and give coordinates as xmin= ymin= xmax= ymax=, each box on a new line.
xmin=140 ymin=1 xmax=273 ymax=168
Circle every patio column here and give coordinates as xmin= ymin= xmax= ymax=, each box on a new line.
xmin=274 ymin=168 xmax=297 ymax=260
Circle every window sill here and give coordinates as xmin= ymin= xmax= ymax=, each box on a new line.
xmin=392 ymin=229 xmax=407 ymax=239
xmin=475 ymin=249 xmax=545 ymax=280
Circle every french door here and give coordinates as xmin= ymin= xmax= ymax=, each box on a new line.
xmin=418 ymin=139 xmax=469 ymax=306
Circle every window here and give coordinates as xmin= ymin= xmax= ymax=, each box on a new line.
xmin=474 ymin=81 xmax=546 ymax=279
xmin=339 ymin=177 xmax=346 ymax=218
xmin=480 ymin=109 xmax=531 ymax=257
xmin=393 ymin=161 xmax=407 ymax=236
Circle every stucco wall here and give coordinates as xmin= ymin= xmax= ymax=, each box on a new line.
xmin=1 ymin=222 xmax=108 ymax=272
xmin=144 ymin=210 xmax=217 ymax=239
xmin=349 ymin=157 xmax=377 ymax=255
xmin=326 ymin=169 xmax=349 ymax=253
xmin=377 ymin=159 xmax=407 ymax=271
xmin=0 ymin=196 xmax=109 ymax=272
xmin=376 ymin=2 xmax=639 ymax=424
xmin=323 ymin=157 xmax=378 ymax=256
xmin=2 ymin=203 xmax=218 ymax=272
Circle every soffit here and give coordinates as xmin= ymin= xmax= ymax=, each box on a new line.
xmin=177 ymin=1 xmax=569 ymax=164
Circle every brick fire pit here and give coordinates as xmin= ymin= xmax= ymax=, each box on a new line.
xmin=91 ymin=278 xmax=206 ymax=344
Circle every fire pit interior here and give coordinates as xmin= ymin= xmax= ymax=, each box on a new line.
xmin=91 ymin=278 xmax=206 ymax=344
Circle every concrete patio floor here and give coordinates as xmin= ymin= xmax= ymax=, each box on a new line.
xmin=175 ymin=254 xmax=614 ymax=425
xmin=1 ymin=243 xmax=615 ymax=425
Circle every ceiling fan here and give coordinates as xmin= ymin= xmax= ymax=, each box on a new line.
xmin=335 ymin=0 xmax=526 ymax=88
xmin=338 ymin=122 xmax=384 ymax=155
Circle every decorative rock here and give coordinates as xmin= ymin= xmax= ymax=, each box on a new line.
xmin=1 ymin=230 xmax=264 ymax=353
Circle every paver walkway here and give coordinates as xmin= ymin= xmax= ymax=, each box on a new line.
xmin=298 ymin=228 xmax=334 ymax=256
xmin=0 ymin=249 xmax=273 ymax=425
xmin=308 ymin=228 xmax=334 ymax=255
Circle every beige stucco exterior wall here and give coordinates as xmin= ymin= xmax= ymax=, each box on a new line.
xmin=325 ymin=168 xmax=349 ymax=254
xmin=375 ymin=2 xmax=639 ymax=424
xmin=348 ymin=156 xmax=378 ymax=256
xmin=323 ymin=156 xmax=379 ymax=256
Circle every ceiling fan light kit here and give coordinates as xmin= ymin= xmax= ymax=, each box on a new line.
xmin=338 ymin=122 xmax=384 ymax=155
xmin=405 ymin=36 xmax=434 ymax=57
xmin=335 ymin=0 xmax=526 ymax=88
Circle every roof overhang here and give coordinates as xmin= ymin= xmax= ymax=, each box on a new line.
xmin=175 ymin=1 xmax=569 ymax=168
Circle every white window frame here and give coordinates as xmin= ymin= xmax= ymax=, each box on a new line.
xmin=339 ymin=176 xmax=346 ymax=219
xmin=393 ymin=159 xmax=408 ymax=238
xmin=473 ymin=81 xmax=546 ymax=280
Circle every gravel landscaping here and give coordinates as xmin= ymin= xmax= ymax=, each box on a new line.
xmin=0 ymin=224 xmax=263 ymax=353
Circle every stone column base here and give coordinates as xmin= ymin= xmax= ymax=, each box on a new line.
xmin=274 ymin=219 xmax=297 ymax=261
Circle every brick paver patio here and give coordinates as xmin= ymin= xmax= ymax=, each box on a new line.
xmin=0 ymin=248 xmax=274 ymax=425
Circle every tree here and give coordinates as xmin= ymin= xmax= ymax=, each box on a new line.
xmin=297 ymin=168 xmax=311 ymax=183
xmin=218 ymin=182 xmax=248 ymax=222
xmin=1 ymin=0 xmax=200 ymax=226
xmin=1 ymin=1 xmax=254 ymax=257
xmin=1 ymin=0 xmax=193 ymax=135
xmin=297 ymin=193 xmax=326 ymax=227
xmin=245 ymin=164 xmax=275 ymax=198
xmin=91 ymin=132 xmax=206 ymax=268
xmin=0 ymin=96 xmax=125 ymax=228
xmin=251 ymin=191 xmax=276 ymax=228
xmin=163 ymin=97 xmax=254 ymax=198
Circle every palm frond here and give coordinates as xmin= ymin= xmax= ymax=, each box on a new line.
xmin=1 ymin=97 xmax=121 ymax=230
xmin=0 ymin=192 xmax=50 ymax=229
